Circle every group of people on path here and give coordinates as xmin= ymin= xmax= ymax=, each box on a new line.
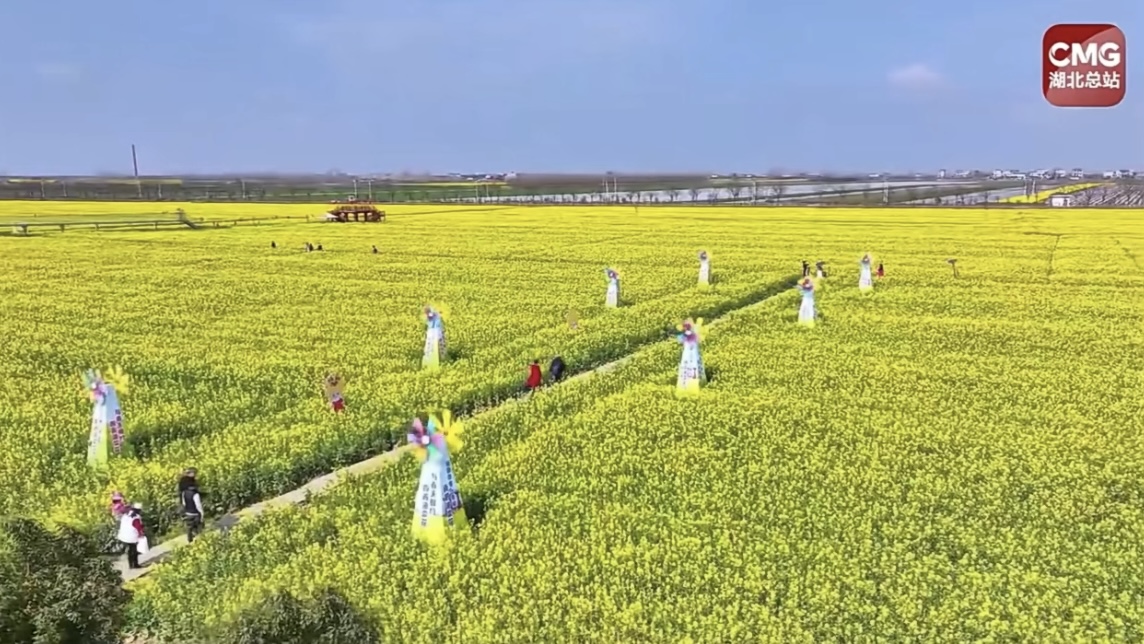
xmin=526 ymin=357 xmax=565 ymax=392
xmin=113 ymin=467 xmax=205 ymax=570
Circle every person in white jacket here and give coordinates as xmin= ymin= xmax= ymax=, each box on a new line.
xmin=117 ymin=503 xmax=146 ymax=569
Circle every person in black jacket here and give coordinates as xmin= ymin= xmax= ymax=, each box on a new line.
xmin=549 ymin=356 xmax=566 ymax=382
xmin=178 ymin=468 xmax=205 ymax=543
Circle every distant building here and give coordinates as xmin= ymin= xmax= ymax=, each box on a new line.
xmin=1048 ymin=193 xmax=1075 ymax=207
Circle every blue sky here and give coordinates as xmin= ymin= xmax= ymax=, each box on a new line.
xmin=0 ymin=0 xmax=1139 ymax=175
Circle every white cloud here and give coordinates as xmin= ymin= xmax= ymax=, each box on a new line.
xmin=886 ymin=63 xmax=947 ymax=91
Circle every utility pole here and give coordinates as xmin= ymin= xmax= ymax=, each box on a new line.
xmin=131 ymin=144 xmax=142 ymax=199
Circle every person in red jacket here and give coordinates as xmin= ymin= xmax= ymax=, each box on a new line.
xmin=526 ymin=360 xmax=543 ymax=392
xmin=876 ymin=262 xmax=885 ymax=278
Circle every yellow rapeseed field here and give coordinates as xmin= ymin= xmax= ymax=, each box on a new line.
xmin=89 ymin=204 xmax=1142 ymax=641
xmin=2 ymin=201 xmax=1144 ymax=640
xmin=0 ymin=202 xmax=797 ymax=534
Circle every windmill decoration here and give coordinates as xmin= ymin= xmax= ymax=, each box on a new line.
xmin=604 ymin=268 xmax=620 ymax=308
xmin=859 ymin=254 xmax=874 ymax=292
xmin=422 ymin=304 xmax=449 ymax=370
xmin=83 ymin=367 xmax=130 ymax=473
xmin=408 ymin=410 xmax=467 ymax=545
xmin=674 ymin=318 xmax=707 ymax=396
xmin=797 ymin=278 xmax=817 ymax=326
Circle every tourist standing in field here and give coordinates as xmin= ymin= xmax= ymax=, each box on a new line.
xmin=815 ymin=261 xmax=826 ymax=279
xmin=698 ymin=251 xmax=711 ymax=286
xmin=859 ymin=254 xmax=874 ymax=291
xmin=798 ymin=278 xmax=817 ymax=325
xmin=526 ymin=360 xmax=543 ymax=392
xmin=118 ymin=503 xmax=147 ymax=569
xmin=876 ymin=262 xmax=884 ymax=278
xmin=802 ymin=260 xmax=810 ymax=278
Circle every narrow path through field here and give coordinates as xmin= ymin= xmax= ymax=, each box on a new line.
xmin=116 ymin=274 xmax=799 ymax=584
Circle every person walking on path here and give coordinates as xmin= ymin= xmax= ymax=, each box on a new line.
xmin=179 ymin=468 xmax=205 ymax=543
xmin=117 ymin=503 xmax=147 ymax=569
xmin=526 ymin=360 xmax=543 ymax=392
xmin=549 ymin=356 xmax=566 ymax=383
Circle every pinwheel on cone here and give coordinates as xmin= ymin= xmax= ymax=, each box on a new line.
xmin=422 ymin=303 xmax=451 ymax=323
xmin=407 ymin=417 xmax=447 ymax=462
xmin=430 ymin=409 xmax=464 ymax=454
xmin=675 ymin=317 xmax=705 ymax=343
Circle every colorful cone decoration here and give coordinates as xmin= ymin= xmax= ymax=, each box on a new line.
xmin=797 ymin=278 xmax=817 ymax=326
xmin=675 ymin=318 xmax=706 ymax=396
xmin=408 ymin=411 xmax=467 ymax=545
xmin=84 ymin=368 xmax=129 ymax=474
xmin=604 ymin=268 xmax=620 ymax=308
xmin=422 ymin=305 xmax=447 ymax=370
xmin=859 ymin=254 xmax=874 ymax=292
